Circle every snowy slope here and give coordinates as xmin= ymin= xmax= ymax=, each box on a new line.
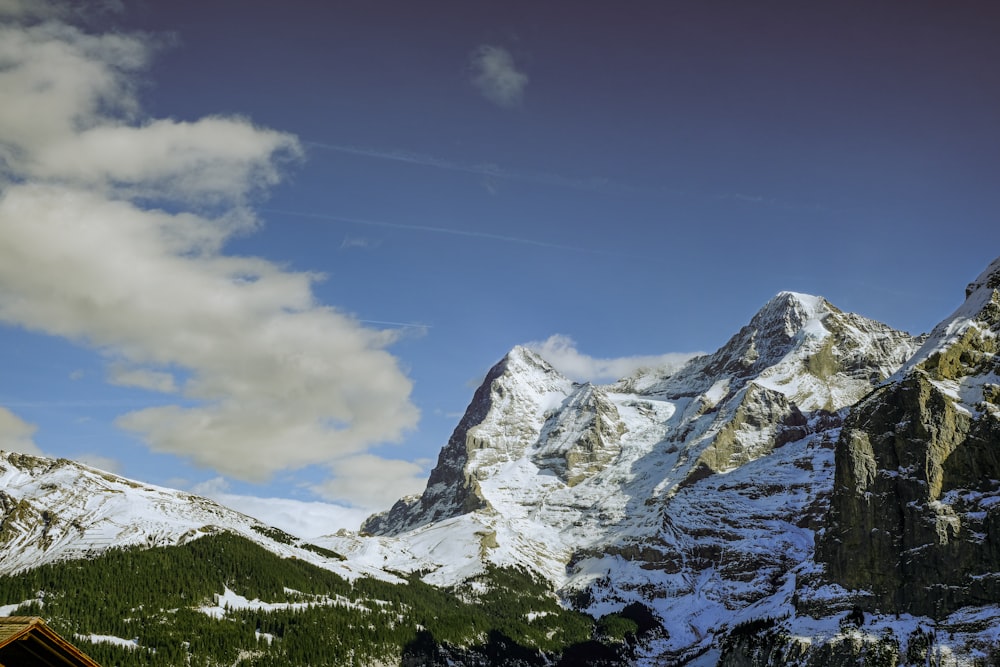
xmin=893 ymin=254 xmax=1000 ymax=416
xmin=358 ymin=291 xmax=917 ymax=561
xmin=0 ymin=452 xmax=397 ymax=582
xmin=345 ymin=274 xmax=1000 ymax=663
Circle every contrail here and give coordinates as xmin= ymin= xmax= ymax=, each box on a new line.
xmin=261 ymin=208 xmax=605 ymax=254
xmin=358 ymin=319 xmax=431 ymax=330
xmin=305 ymin=141 xmax=828 ymax=210
xmin=305 ymin=142 xmax=475 ymax=174
xmin=303 ymin=141 xmax=634 ymax=195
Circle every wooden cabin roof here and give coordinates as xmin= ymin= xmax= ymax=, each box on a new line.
xmin=0 ymin=617 xmax=102 ymax=667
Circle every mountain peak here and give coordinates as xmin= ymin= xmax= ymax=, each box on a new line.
xmin=683 ymin=291 xmax=833 ymax=385
xmin=361 ymin=345 xmax=573 ymax=536
xmin=772 ymin=290 xmax=826 ymax=308
xmin=502 ymin=344 xmax=558 ymax=376
xmin=755 ymin=291 xmax=830 ymax=334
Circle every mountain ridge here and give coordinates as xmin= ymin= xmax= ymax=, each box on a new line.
xmin=0 ymin=450 xmax=398 ymax=583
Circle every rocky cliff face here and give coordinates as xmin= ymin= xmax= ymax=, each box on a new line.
xmin=819 ymin=257 xmax=1000 ymax=618
xmin=362 ymin=347 xmax=576 ymax=535
xmin=531 ymin=384 xmax=627 ymax=487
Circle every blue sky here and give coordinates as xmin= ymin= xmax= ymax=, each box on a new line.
xmin=1 ymin=0 xmax=999 ymax=536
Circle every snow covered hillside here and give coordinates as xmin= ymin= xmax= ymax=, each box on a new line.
xmin=0 ymin=452 xmax=396 ymax=583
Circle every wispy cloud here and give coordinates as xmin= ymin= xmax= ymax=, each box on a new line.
xmin=339 ymin=234 xmax=379 ymax=250
xmin=262 ymin=208 xmax=605 ymax=254
xmin=527 ymin=334 xmax=701 ymax=384
xmin=0 ymin=10 xmax=419 ymax=491
xmin=469 ymin=45 xmax=527 ymax=108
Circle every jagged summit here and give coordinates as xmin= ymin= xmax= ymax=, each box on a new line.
xmin=761 ymin=290 xmax=830 ymax=326
xmin=617 ymin=291 xmax=833 ymax=395
xmin=503 ymin=344 xmax=559 ymax=374
xmin=637 ymin=290 xmax=916 ymax=411
xmin=704 ymin=290 xmax=832 ymax=376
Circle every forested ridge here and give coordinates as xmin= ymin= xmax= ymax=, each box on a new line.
xmin=0 ymin=532 xmax=643 ymax=666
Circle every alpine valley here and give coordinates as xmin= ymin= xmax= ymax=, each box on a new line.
xmin=3 ymin=257 xmax=1000 ymax=666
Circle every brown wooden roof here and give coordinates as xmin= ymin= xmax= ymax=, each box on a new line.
xmin=0 ymin=617 xmax=102 ymax=667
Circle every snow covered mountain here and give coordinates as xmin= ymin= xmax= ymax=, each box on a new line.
xmin=0 ymin=452 xmax=395 ymax=582
xmin=4 ymin=257 xmax=1000 ymax=665
xmin=347 ymin=289 xmax=935 ymax=662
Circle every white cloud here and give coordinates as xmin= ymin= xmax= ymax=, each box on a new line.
xmin=310 ymin=454 xmax=429 ymax=512
xmin=0 ymin=0 xmax=61 ymax=19
xmin=0 ymin=0 xmax=123 ymax=21
xmin=0 ymin=23 xmax=298 ymax=204
xmin=76 ymin=453 xmax=122 ymax=474
xmin=527 ymin=334 xmax=700 ymax=384
xmin=0 ymin=407 xmax=43 ymax=456
xmin=470 ymin=45 xmax=528 ymax=108
xmin=192 ymin=477 xmax=370 ymax=536
xmin=0 ymin=12 xmax=420 ymax=490
xmin=340 ymin=234 xmax=379 ymax=250
xmin=108 ymin=364 xmax=178 ymax=393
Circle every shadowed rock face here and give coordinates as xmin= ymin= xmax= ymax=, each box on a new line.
xmin=532 ymin=385 xmax=626 ymax=487
xmin=363 ymin=346 xmax=574 ymax=536
xmin=360 ymin=358 xmax=505 ymax=536
xmin=819 ymin=262 xmax=1000 ymax=618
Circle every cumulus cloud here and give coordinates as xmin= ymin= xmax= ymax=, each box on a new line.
xmin=0 ymin=0 xmax=123 ymax=21
xmin=77 ymin=453 xmax=123 ymax=474
xmin=0 ymin=14 xmax=420 ymax=488
xmin=310 ymin=454 xmax=429 ymax=511
xmin=527 ymin=334 xmax=701 ymax=384
xmin=0 ymin=407 xmax=43 ymax=455
xmin=0 ymin=23 xmax=296 ymax=204
xmin=0 ymin=0 xmax=61 ymax=19
xmin=108 ymin=364 xmax=179 ymax=394
xmin=470 ymin=45 xmax=528 ymax=108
